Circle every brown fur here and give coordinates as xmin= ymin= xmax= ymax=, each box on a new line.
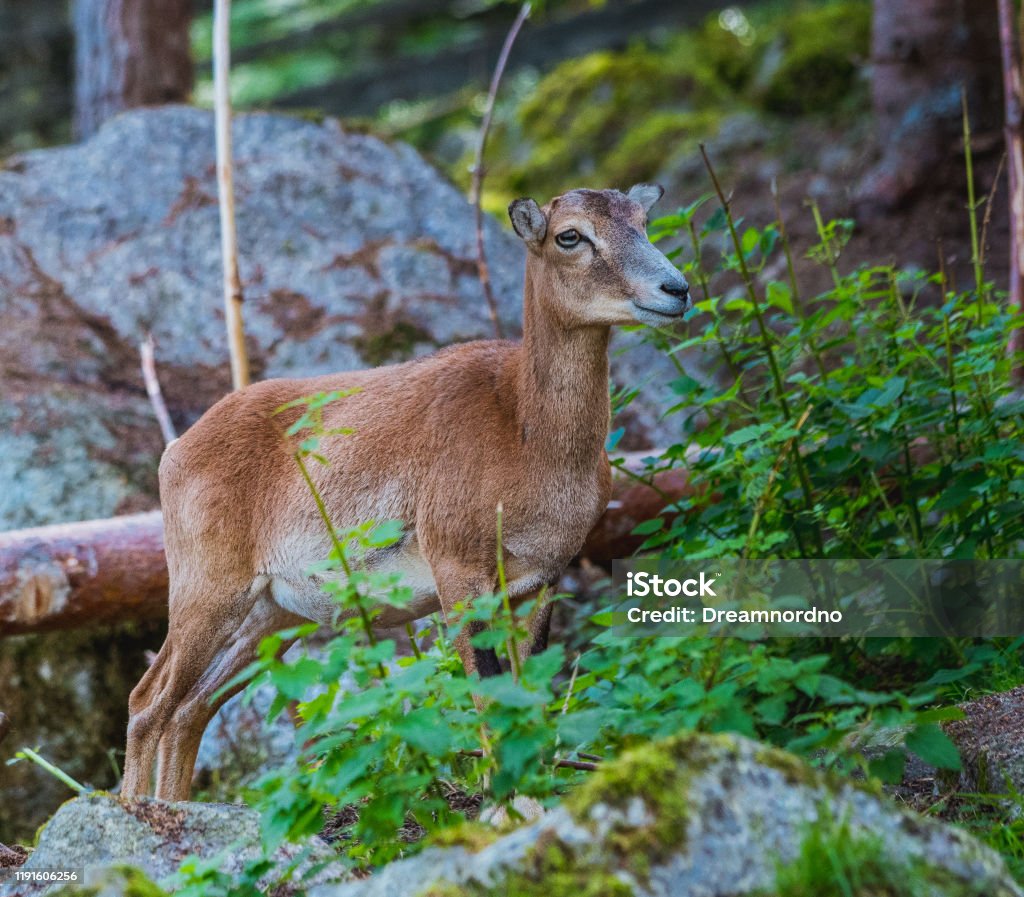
xmin=121 ymin=185 xmax=689 ymax=800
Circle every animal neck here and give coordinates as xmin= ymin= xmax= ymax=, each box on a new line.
xmin=514 ymin=258 xmax=611 ymax=466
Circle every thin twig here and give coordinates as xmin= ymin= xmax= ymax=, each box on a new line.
xmin=0 ymin=712 xmax=9 ymax=747
xmin=770 ymin=177 xmax=827 ymax=382
xmin=550 ymin=652 xmax=583 ymax=776
xmin=743 ymin=405 xmax=812 ymax=558
xmin=470 ymin=1 xmax=531 ymax=340
xmin=460 ymin=748 xmax=596 ymax=771
xmin=979 ymin=151 xmax=1007 ymax=273
xmin=15 ymin=747 xmax=88 ymax=793
xmin=560 ymin=652 xmax=581 ymax=716
xmin=214 ymin=0 xmax=251 ymax=389
xmin=495 ymin=502 xmax=521 ymax=682
xmin=140 ymin=334 xmax=177 ymax=445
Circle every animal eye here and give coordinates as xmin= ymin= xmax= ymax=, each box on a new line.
xmin=555 ymin=229 xmax=581 ymax=248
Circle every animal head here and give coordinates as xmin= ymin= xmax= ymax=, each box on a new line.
xmin=508 ymin=185 xmax=691 ymax=327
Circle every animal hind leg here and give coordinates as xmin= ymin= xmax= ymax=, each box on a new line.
xmin=122 ymin=578 xmax=261 ymax=798
xmin=122 ymin=639 xmax=175 ymax=797
xmin=154 ymin=595 xmax=302 ymax=801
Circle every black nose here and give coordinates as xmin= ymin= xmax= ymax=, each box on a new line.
xmin=660 ymin=280 xmax=690 ymax=300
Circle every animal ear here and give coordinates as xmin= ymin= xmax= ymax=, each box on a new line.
xmin=627 ymin=183 xmax=665 ymax=214
xmin=508 ymin=198 xmax=548 ymax=245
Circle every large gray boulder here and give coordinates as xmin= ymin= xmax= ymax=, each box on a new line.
xmin=309 ymin=733 xmax=1020 ymax=897
xmin=0 ymin=105 xmax=675 ymax=530
xmin=0 ymin=792 xmax=344 ymax=896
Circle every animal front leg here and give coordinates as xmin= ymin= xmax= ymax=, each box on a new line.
xmin=513 ymin=585 xmax=555 ymax=676
xmin=431 ymin=560 xmax=502 ymax=684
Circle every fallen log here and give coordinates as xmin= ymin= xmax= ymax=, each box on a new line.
xmin=0 ymin=462 xmax=694 ymax=636
xmin=0 ymin=512 xmax=167 ymax=636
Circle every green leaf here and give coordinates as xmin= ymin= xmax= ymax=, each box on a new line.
xmin=701 ymin=206 xmax=728 ymax=236
xmin=868 ymin=749 xmax=907 ymax=784
xmin=741 ymin=227 xmax=760 ymax=257
xmin=631 ymin=518 xmax=665 ymax=535
xmin=268 ymin=657 xmax=322 ymax=700
xmin=765 ymin=281 xmax=794 ymax=315
xmin=905 ymin=724 xmax=961 ymax=771
xmin=914 ymin=706 xmax=966 ymax=725
xmin=475 ymin=675 xmax=547 ymax=708
xmin=668 ymin=375 xmax=703 ymax=397
xmin=724 ymin=423 xmax=773 ymax=446
xmin=871 ymin=376 xmax=907 ymax=407
xmin=366 ymin=519 xmax=405 ymax=548
xmin=392 ymin=709 xmax=454 ymax=754
xmin=606 ymin=427 xmax=625 ymax=451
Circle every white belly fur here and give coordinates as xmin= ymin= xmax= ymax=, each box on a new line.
xmin=265 ymin=525 xmax=551 ymax=628
xmin=267 ymin=537 xmax=442 ymax=627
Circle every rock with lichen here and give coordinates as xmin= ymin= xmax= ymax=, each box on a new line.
xmin=305 ymin=732 xmax=1022 ymax=897
xmin=0 ymin=791 xmax=345 ymax=897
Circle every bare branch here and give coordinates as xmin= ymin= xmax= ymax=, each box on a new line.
xmin=140 ymin=334 xmax=177 ymax=446
xmin=214 ymin=0 xmax=251 ymax=389
xmin=470 ymin=2 xmax=531 ymax=340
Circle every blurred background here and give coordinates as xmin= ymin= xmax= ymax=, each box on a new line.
xmin=0 ymin=0 xmax=1005 ymax=235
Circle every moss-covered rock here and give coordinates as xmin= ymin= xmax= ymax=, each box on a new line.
xmin=756 ymin=2 xmax=871 ymax=116
xmin=307 ymin=733 xmax=1023 ymax=897
xmin=407 ymin=2 xmax=871 ymax=209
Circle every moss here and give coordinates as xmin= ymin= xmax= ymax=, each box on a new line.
xmin=602 ymin=110 xmax=719 ymax=185
xmin=112 ymin=866 xmax=170 ymax=897
xmin=491 ymin=847 xmax=635 ymax=897
xmin=761 ymin=813 xmax=1012 ymax=897
xmin=564 ymin=732 xmax=740 ymax=878
xmin=427 ymin=821 xmax=501 ymax=853
xmin=753 ymin=743 xmax=884 ymax=799
xmin=416 ymin=883 xmax=470 ymax=897
xmin=395 ymin=2 xmax=871 ymax=207
xmin=47 ymin=867 xmax=168 ymax=897
xmin=758 ymin=3 xmax=870 ymax=116
xmin=480 ymin=41 xmax=729 ymax=200
xmin=418 ymin=829 xmax=636 ymax=897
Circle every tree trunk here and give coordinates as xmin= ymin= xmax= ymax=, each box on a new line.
xmin=998 ymin=0 xmax=1024 ymax=383
xmin=73 ymin=0 xmax=193 ymax=139
xmin=860 ymin=0 xmax=1002 ymax=211
xmin=0 ymin=512 xmax=168 ymax=635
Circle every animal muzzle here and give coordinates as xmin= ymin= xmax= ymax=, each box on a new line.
xmin=659 ymin=278 xmax=692 ymax=313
